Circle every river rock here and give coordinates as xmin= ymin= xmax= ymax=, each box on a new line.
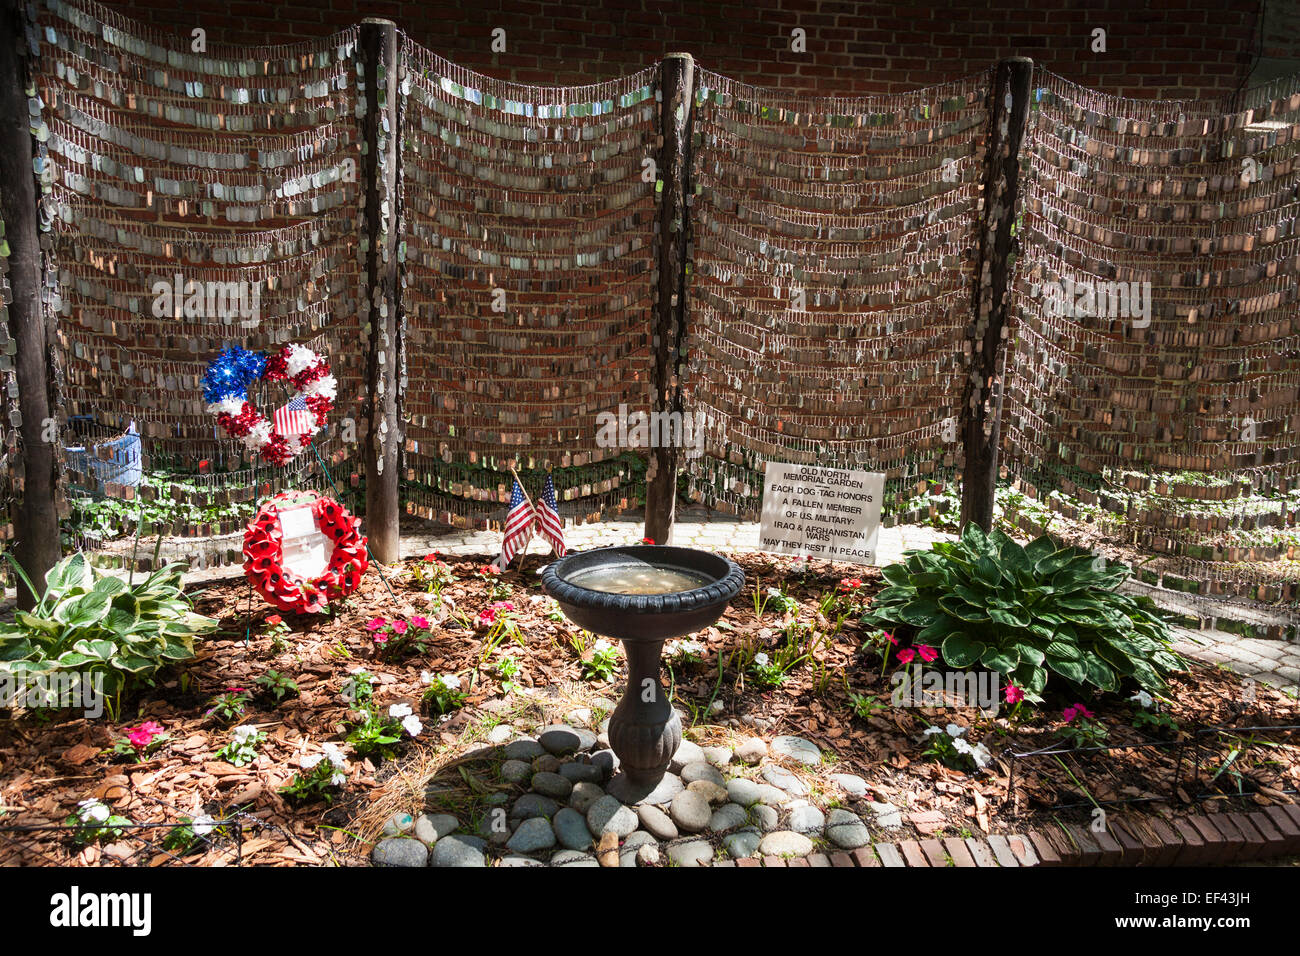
xmin=637 ymin=804 xmax=678 ymax=840
xmin=429 ymin=835 xmax=487 ymax=867
xmin=586 ymin=795 xmax=638 ymax=837
xmin=530 ymin=771 xmax=573 ymax=799
xmin=667 ymin=839 xmax=714 ymax=867
xmin=372 ymin=837 xmax=427 ymax=867
xmin=553 ymin=807 xmax=593 ymax=850
xmin=669 ymin=790 xmax=711 ymax=833
xmin=826 ymin=809 xmax=871 ymax=849
xmin=759 ymin=830 xmax=814 ymax=857
xmin=771 ymin=735 xmax=821 ymax=766
xmin=506 ymin=817 xmax=556 ymax=854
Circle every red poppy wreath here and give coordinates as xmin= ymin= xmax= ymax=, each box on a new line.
xmin=243 ymin=492 xmax=368 ymax=614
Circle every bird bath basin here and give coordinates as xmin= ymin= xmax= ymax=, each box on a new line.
xmin=542 ymin=545 xmax=744 ymax=799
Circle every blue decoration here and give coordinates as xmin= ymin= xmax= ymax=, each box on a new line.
xmin=202 ymin=348 xmax=267 ymax=404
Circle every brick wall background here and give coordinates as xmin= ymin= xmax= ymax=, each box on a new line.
xmin=101 ymin=0 xmax=1298 ymax=103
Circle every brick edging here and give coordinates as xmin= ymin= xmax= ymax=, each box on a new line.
xmin=710 ymin=804 xmax=1300 ymax=866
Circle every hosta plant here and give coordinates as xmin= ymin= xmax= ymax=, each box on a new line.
xmin=861 ymin=526 xmax=1184 ymax=701
xmin=0 ymin=553 xmax=218 ymax=718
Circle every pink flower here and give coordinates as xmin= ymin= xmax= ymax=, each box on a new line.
xmin=365 ymin=617 xmax=386 ymax=632
xmin=125 ymin=720 xmax=164 ymax=751
xmin=1063 ymin=703 xmax=1094 ymax=722
xmin=897 ymin=648 xmax=916 ymax=665
xmin=1004 ymin=683 xmax=1025 ymax=704
xmin=373 ymin=634 xmax=389 ymax=645
xmin=410 ymin=616 xmax=430 ymax=629
xmin=915 ymin=643 xmax=938 ymax=663
xmin=476 ymin=608 xmax=497 ymax=627
xmin=489 ymin=601 xmax=515 ymax=612
xmin=884 ymin=631 xmax=898 ymax=646
xmin=391 ymin=620 xmax=408 ymax=635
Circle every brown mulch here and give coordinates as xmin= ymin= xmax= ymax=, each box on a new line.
xmin=1 ymin=550 xmax=1296 ymax=865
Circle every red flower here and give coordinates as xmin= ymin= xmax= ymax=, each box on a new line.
xmin=915 ymin=643 xmax=938 ymax=663
xmin=641 ymin=537 xmax=655 ymax=545
xmin=897 ymin=648 xmax=916 ymax=665
xmin=1004 ymin=683 xmax=1025 ymax=704
xmin=265 ymin=615 xmax=283 ymax=627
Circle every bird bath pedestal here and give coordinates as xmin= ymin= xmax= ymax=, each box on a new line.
xmin=541 ymin=546 xmax=744 ymax=801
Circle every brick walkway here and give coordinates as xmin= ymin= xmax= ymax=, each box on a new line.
xmin=402 ymin=517 xmax=1300 ymax=695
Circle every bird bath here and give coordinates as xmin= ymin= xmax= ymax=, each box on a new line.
xmin=542 ymin=545 xmax=744 ymax=800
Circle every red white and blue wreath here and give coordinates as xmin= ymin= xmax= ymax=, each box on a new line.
xmin=203 ymin=345 xmax=336 ymax=466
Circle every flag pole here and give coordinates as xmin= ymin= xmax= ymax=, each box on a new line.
xmin=508 ymin=466 xmax=535 ymax=511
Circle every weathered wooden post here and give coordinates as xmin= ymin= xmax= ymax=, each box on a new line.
xmin=960 ymin=57 xmax=1032 ymax=532
xmin=0 ymin=0 xmax=60 ymax=607
xmin=359 ymin=18 xmax=402 ymax=565
xmin=644 ymin=52 xmax=694 ymax=546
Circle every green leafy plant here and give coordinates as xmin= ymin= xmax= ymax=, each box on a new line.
xmin=411 ymin=552 xmax=456 ymax=594
xmin=280 ymin=744 xmax=349 ymax=803
xmin=494 ymin=656 xmax=522 ymax=694
xmin=160 ymin=814 xmax=222 ymax=852
xmin=1058 ymin=703 xmax=1109 ymax=748
xmin=254 ymin=669 xmax=299 ymax=704
xmin=263 ymin=614 xmax=291 ymax=654
xmin=922 ymin=722 xmax=992 ymax=772
xmin=214 ymin=725 xmax=266 ymax=768
xmin=765 ymin=586 xmax=799 ymax=616
xmin=847 ymin=691 xmax=884 ymax=720
xmin=579 ymin=638 xmax=620 ymax=682
xmin=345 ymin=702 xmax=422 ymax=759
xmin=205 ymin=688 xmax=251 ymax=724
xmin=421 ymin=672 xmax=468 ymax=714
xmin=65 ymin=799 xmax=131 ymax=845
xmin=861 ymin=527 xmax=1184 ymax=701
xmin=106 ymin=720 xmax=169 ymax=763
xmin=0 ymin=553 xmax=218 ymax=719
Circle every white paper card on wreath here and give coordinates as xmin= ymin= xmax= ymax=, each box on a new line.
xmin=758 ymin=462 xmax=885 ymax=566
xmin=278 ymin=503 xmax=334 ymax=579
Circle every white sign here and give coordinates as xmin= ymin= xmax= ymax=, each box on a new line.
xmin=758 ymin=462 xmax=884 ymax=565
xmin=278 ymin=503 xmax=333 ymax=579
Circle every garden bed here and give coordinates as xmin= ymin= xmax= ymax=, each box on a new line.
xmin=1 ymin=549 xmax=1297 ymax=867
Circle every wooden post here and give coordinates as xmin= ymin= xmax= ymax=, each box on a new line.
xmin=1 ymin=0 xmax=60 ymax=608
xmin=359 ymin=18 xmax=402 ymax=565
xmin=960 ymin=57 xmax=1032 ymax=533
xmin=644 ymin=52 xmax=694 ymax=547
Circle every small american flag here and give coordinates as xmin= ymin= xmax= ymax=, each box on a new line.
xmin=535 ymin=474 xmax=566 ymax=556
xmin=273 ymin=394 xmax=314 ymax=436
xmin=495 ymin=477 xmax=535 ymax=568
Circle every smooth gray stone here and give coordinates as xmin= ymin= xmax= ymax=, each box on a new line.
xmin=762 ymin=764 xmax=809 ymax=795
xmin=499 ymin=759 xmax=532 ymax=784
xmin=869 ymin=801 xmax=903 ymax=829
xmin=382 ymin=812 xmax=414 ymax=837
xmin=619 ymin=830 xmax=658 ymax=867
xmin=497 ymin=855 xmax=544 ymax=867
xmin=666 ymin=839 xmax=714 ymax=867
xmin=553 ymin=807 xmax=593 ymax=851
xmin=372 ymin=837 xmax=427 ymax=867
xmin=708 ymin=802 xmax=749 ymax=834
xmin=428 ymin=835 xmax=487 ymax=867
xmin=669 ymin=790 xmax=711 ymax=833
xmin=680 ymin=761 xmax=726 ymax=787
xmin=589 ymin=749 xmax=619 ymax=779
xmin=636 ymin=843 xmax=661 ymax=866
xmin=510 ymin=793 xmax=559 ymax=821
xmin=771 ymin=735 xmax=822 ymax=766
xmin=826 ymin=809 xmax=872 ymax=849
xmin=788 ymin=805 xmax=825 ymax=834
xmin=413 ymin=813 xmax=459 ymax=845
xmin=751 ymin=804 xmax=779 ymax=831
xmin=568 ymin=781 xmax=605 ymax=814
xmin=559 ymin=761 xmax=603 ymax=783
xmin=605 ymin=771 xmax=682 ymax=806
xmin=755 ymin=784 xmax=792 ymax=806
xmin=503 ymin=739 xmax=544 ymax=761
xmin=478 ymin=809 xmax=510 ymax=846
xmin=687 ymin=780 xmax=729 ymax=805
xmin=726 ymin=778 xmax=763 ymax=806
xmin=637 ymin=804 xmax=678 ymax=841
xmin=830 ymin=773 xmax=868 ymax=797
xmin=538 ymin=725 xmax=596 ymax=755
xmin=759 ymin=830 xmax=814 ymax=857
xmin=723 ymin=828 xmax=761 ymax=859
xmin=552 ymin=850 xmax=600 ymax=867
xmin=505 ymin=817 xmax=556 ymax=853
xmin=586 ymin=795 xmax=638 ymax=837
xmin=668 ymin=739 xmax=706 ymax=772
xmin=702 ymin=746 xmax=734 ymax=767
xmin=735 ymin=738 xmax=767 ymax=764
xmin=530 ymin=771 xmax=573 ymax=799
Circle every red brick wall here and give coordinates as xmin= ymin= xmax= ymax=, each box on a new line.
xmin=102 ymin=0 xmax=1277 ymax=102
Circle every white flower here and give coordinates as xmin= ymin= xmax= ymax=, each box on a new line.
xmin=420 ymin=670 xmax=434 ymax=685
xmin=593 ymin=639 xmax=612 ymax=653
xmin=1129 ymin=690 xmax=1154 ymax=709
xmin=922 ymin=726 xmax=944 ymax=736
xmin=402 ymin=715 xmax=423 ymax=737
xmin=330 ymin=771 xmax=346 ymax=787
xmin=438 ymin=674 xmax=462 ymax=691
xmin=322 ymin=743 xmax=347 ymax=768
xmin=968 ymin=743 xmax=993 ymax=769
xmin=766 ymin=587 xmax=782 ymax=598
xmin=753 ymin=652 xmax=770 ymax=667
xmin=952 ymin=737 xmax=972 ymax=755
xmin=233 ymin=725 xmax=259 ymax=743
xmin=301 ymin=753 xmax=324 ymax=770
xmin=388 ymin=703 xmax=413 ymax=719
xmin=77 ymin=799 xmax=109 ymax=823
xmin=945 ymin=723 xmax=967 ymax=738
xmin=191 ymin=814 xmax=217 ymax=837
